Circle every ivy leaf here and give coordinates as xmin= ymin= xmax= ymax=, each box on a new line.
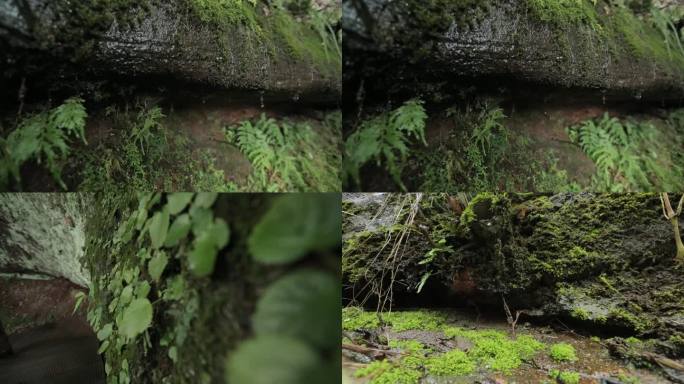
xmin=252 ymin=270 xmax=339 ymax=350
xmin=188 ymin=234 xmax=218 ymax=277
xmin=149 ymin=207 xmax=170 ymax=249
xmin=119 ymin=298 xmax=153 ymax=339
xmin=167 ymin=193 xmax=194 ymax=215
xmin=169 ymin=346 xmax=178 ymax=363
xmin=148 ymin=251 xmax=168 ymax=281
xmin=135 ymin=281 xmax=151 ymax=298
xmin=97 ymin=323 xmax=113 ymax=341
xmin=208 ymin=218 xmax=230 ymax=249
xmin=97 ymin=340 xmax=110 ymax=354
xmin=225 ymin=336 xmax=322 ymax=384
xmin=119 ymin=285 xmax=133 ymax=307
xmin=164 ymin=213 xmax=192 ymax=248
xmin=194 ymin=192 xmax=218 ymax=208
xmin=190 ymin=206 xmax=213 ymax=237
xmin=248 ymin=195 xmax=341 ymax=264
xmin=163 ymin=275 xmax=185 ymax=301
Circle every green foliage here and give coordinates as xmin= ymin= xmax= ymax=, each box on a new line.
xmin=549 ymin=342 xmax=578 ymax=362
xmin=550 ymin=369 xmax=581 ymax=384
xmin=252 ymin=269 xmax=339 ymax=350
xmin=149 ymin=207 xmax=170 ymax=249
xmin=355 ymin=360 xmax=422 ymax=384
xmin=79 ymin=104 xmax=236 ymax=192
xmin=342 ymin=307 xmax=381 ymax=331
xmin=225 ymin=336 xmax=324 ymax=384
xmin=0 ymin=97 xmax=87 ymax=189
xmin=226 ymin=113 xmax=340 ymax=192
xmin=187 ymin=0 xmax=340 ymax=75
xmin=567 ymin=112 xmax=684 ymax=191
xmin=148 ymin=251 xmax=168 ymax=281
xmin=131 ymin=106 xmax=165 ymax=155
xmin=248 ymin=194 xmax=341 ymax=264
xmin=424 ymin=349 xmax=475 ymax=376
xmin=525 ymin=0 xmax=600 ymax=27
xmin=119 ymin=298 xmax=154 ymax=339
xmin=650 ymin=7 xmax=684 ymax=60
xmin=444 ymin=327 xmax=544 ymax=373
xmin=344 ymin=99 xmax=428 ymax=191
xmin=226 ymin=193 xmax=340 ymax=384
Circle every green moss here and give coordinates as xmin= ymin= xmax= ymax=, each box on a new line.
xmin=188 ymin=0 xmax=261 ymax=32
xmin=549 ymin=343 xmax=578 ymax=362
xmin=550 ymin=369 xmax=581 ymax=384
xmin=425 ymin=349 xmax=476 ymax=376
xmin=608 ymin=308 xmax=651 ymax=333
xmin=625 ymin=337 xmax=641 ymax=344
xmin=525 ymin=0 xmax=600 ymax=28
xmin=444 ymin=327 xmax=544 ymax=374
xmin=389 ymin=339 xmax=429 ymax=354
xmin=342 ymin=307 xmax=380 ymax=331
xmin=384 ymin=310 xmax=449 ymax=332
xmin=354 ymin=360 xmax=422 ymax=384
xmin=571 ymin=307 xmax=590 ymax=320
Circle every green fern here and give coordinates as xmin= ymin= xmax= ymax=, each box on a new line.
xmin=131 ymin=106 xmax=165 ymax=155
xmin=228 ymin=113 xmax=339 ymax=192
xmin=567 ymin=112 xmax=684 ymax=191
xmin=343 ymin=99 xmax=427 ymax=191
xmin=1 ymin=97 xmax=87 ymax=189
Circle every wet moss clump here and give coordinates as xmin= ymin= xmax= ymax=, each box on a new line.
xmin=550 ymin=342 xmax=578 ymax=362
xmin=346 ymin=308 xmax=546 ymax=381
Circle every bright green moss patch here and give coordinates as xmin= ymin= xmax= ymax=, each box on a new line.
xmin=550 ymin=342 xmax=578 ymax=362
xmin=354 ymin=360 xmax=422 ymax=384
xmin=550 ymin=369 xmax=581 ymax=384
xmin=425 ymin=349 xmax=476 ymax=376
xmin=524 ymin=0 xmax=600 ymax=27
xmin=444 ymin=327 xmax=544 ymax=373
xmin=188 ymin=0 xmax=261 ymax=32
xmin=384 ymin=310 xmax=449 ymax=332
xmin=342 ymin=307 xmax=380 ymax=331
xmin=389 ymin=339 xmax=429 ymax=354
xmin=342 ymin=308 xmax=448 ymax=332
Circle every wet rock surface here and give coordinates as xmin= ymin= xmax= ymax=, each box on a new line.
xmin=0 ymin=1 xmax=340 ymax=98
xmin=343 ymin=0 xmax=684 ymax=102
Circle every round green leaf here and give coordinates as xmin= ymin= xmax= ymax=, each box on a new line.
xmin=135 ymin=281 xmax=151 ymax=298
xmin=252 ymin=270 xmax=339 ymax=350
xmin=188 ymin=234 xmax=218 ymax=277
xmin=164 ymin=213 xmax=191 ymax=248
xmin=194 ymin=192 xmax=218 ymax=208
xmin=248 ymin=195 xmax=341 ymax=265
xmin=148 ymin=251 xmax=168 ymax=281
xmin=149 ymin=208 xmax=170 ymax=249
xmin=97 ymin=323 xmax=113 ymax=341
xmin=167 ymin=193 xmax=194 ymax=215
xmin=119 ymin=285 xmax=133 ymax=307
xmin=208 ymin=218 xmax=230 ymax=249
xmin=225 ymin=336 xmax=322 ymax=384
xmin=119 ymin=298 xmax=153 ymax=339
xmin=190 ymin=206 xmax=213 ymax=237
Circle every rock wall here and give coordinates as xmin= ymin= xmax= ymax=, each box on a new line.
xmin=343 ymin=193 xmax=684 ymax=355
xmin=0 ymin=1 xmax=341 ymax=98
xmin=0 ymin=193 xmax=91 ymax=287
xmin=343 ymin=0 xmax=684 ymax=101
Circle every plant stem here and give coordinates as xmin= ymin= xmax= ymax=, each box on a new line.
xmin=672 ymin=217 xmax=684 ymax=264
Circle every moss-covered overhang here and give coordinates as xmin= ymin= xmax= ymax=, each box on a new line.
xmin=0 ymin=0 xmax=341 ymax=99
xmin=343 ymin=0 xmax=684 ymax=101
